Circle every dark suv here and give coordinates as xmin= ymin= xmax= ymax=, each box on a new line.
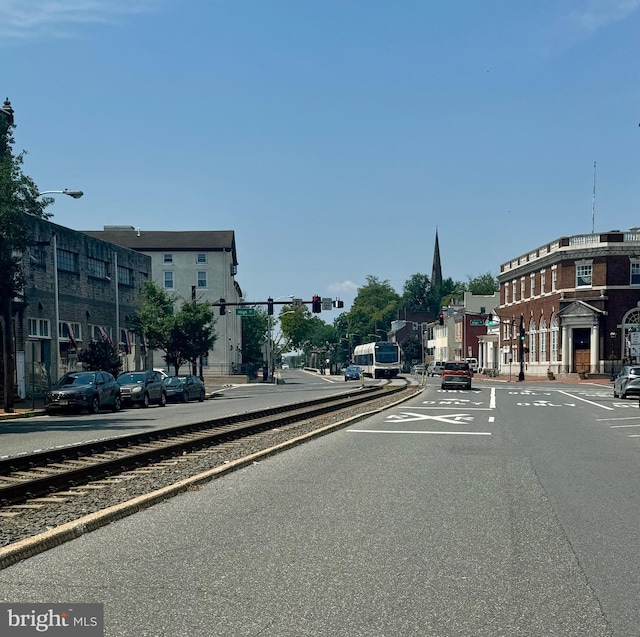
xmin=117 ymin=371 xmax=167 ymax=408
xmin=441 ymin=361 xmax=472 ymax=390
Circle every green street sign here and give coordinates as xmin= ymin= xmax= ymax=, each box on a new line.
xmin=470 ymin=319 xmax=485 ymax=326
xmin=236 ymin=308 xmax=256 ymax=316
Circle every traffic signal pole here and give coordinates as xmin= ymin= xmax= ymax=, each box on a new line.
xmin=518 ymin=314 xmax=525 ymax=381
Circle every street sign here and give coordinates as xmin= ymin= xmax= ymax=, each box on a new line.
xmin=292 ymin=298 xmax=304 ymax=308
xmin=322 ymin=297 xmax=333 ymax=311
xmin=470 ymin=319 xmax=485 ymax=326
xmin=236 ymin=308 xmax=256 ymax=316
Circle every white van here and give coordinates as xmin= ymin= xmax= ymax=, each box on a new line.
xmin=465 ymin=358 xmax=479 ymax=374
xmin=427 ymin=361 xmax=445 ymax=376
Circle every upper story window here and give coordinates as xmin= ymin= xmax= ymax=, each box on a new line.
xmin=164 ymin=271 xmax=174 ymax=289
xmin=520 ymin=277 xmax=526 ymax=300
xmin=57 ymin=249 xmax=79 ymax=273
xmin=504 ymin=283 xmax=510 ymax=304
xmin=197 ymin=271 xmax=207 ymax=288
xmin=631 ymin=261 xmax=640 ymax=285
xmin=530 ymin=274 xmax=535 ymax=297
xmin=540 ymin=270 xmax=546 ymax=294
xmin=512 ymin=280 xmax=517 ymax=302
xmin=551 ymin=266 xmax=558 ymax=291
xmin=575 ymin=261 xmax=593 ymax=288
xmin=118 ymin=265 xmax=133 ymax=286
xmin=87 ymin=256 xmax=108 ymax=279
xmin=163 ymin=253 xmax=173 ymax=264
xmin=196 ymin=253 xmax=207 ymax=264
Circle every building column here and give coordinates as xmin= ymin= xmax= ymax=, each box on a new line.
xmin=562 ymin=325 xmax=572 ymax=374
xmin=590 ymin=323 xmax=599 ymax=374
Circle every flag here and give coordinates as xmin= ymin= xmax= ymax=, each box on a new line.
xmin=121 ymin=329 xmax=132 ymax=355
xmin=66 ymin=323 xmax=78 ymax=350
xmin=98 ymin=326 xmax=114 ymax=347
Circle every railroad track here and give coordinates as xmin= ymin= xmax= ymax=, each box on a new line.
xmin=0 ymin=383 xmax=409 ymax=508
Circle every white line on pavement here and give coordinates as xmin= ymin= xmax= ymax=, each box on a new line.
xmin=490 ymin=387 xmax=496 ymax=409
xmin=557 ymin=390 xmax=614 ymax=410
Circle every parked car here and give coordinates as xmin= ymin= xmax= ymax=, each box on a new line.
xmin=45 ymin=371 xmax=121 ymax=415
xmin=613 ymin=365 xmax=640 ymax=398
xmin=441 ymin=361 xmax=472 ymax=390
xmin=117 ymin=371 xmax=167 ymax=408
xmin=344 ymin=365 xmax=363 ymax=381
xmin=465 ymin=357 xmax=479 ymax=374
xmin=427 ymin=361 xmax=445 ymax=376
xmin=164 ymin=375 xmax=206 ymax=402
xmin=411 ymin=364 xmax=426 ymax=374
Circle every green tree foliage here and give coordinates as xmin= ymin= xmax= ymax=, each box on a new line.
xmin=438 ymin=277 xmax=468 ymax=309
xmin=467 ymin=271 xmax=499 ymax=295
xmin=400 ymin=334 xmax=422 ymax=368
xmin=129 ymin=280 xmax=217 ymax=375
xmin=402 ymin=273 xmax=431 ymax=312
xmin=344 ymin=275 xmax=400 ymax=342
xmin=241 ymin=310 xmax=269 ymax=369
xmin=77 ymin=340 xmax=121 ymax=377
xmin=0 ymin=100 xmax=52 ymax=411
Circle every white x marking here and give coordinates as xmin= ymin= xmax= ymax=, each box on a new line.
xmin=387 ymin=412 xmax=474 ymax=424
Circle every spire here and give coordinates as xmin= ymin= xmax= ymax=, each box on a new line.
xmin=431 ymin=228 xmax=443 ymax=289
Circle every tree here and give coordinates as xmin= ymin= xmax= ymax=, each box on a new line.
xmin=129 ymin=280 xmax=217 ymax=376
xmin=401 ymin=273 xmax=431 ymax=312
xmin=241 ymin=310 xmax=269 ymax=373
xmin=344 ymin=275 xmax=400 ymax=342
xmin=77 ymin=340 xmax=121 ymax=377
xmin=467 ymin=272 xmax=499 ymax=295
xmin=0 ymin=99 xmax=51 ymax=412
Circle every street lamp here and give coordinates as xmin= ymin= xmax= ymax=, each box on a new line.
xmin=41 ymin=190 xmax=84 ymax=382
xmin=610 ymin=331 xmax=617 ymax=380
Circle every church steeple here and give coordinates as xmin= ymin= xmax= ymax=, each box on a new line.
xmin=431 ymin=228 xmax=443 ymax=290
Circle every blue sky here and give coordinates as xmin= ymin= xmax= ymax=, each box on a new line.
xmin=3 ymin=0 xmax=640 ymax=314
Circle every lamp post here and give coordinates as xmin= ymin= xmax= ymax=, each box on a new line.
xmin=610 ymin=331 xmax=617 ymax=380
xmin=40 ymin=190 xmax=84 ymax=382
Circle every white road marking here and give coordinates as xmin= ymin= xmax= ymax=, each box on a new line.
xmin=610 ymin=424 xmax=640 ymax=428
xmin=387 ymin=412 xmax=474 ymax=424
xmin=488 ymin=416 xmax=495 ymax=423
xmin=348 ymin=429 xmax=491 ymax=436
xmin=490 ymin=387 xmax=496 ymax=409
xmin=557 ymin=390 xmax=614 ymax=410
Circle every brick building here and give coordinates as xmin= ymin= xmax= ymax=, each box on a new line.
xmin=497 ymin=229 xmax=640 ymax=377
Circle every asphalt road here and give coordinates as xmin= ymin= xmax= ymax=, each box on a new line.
xmin=1 ymin=378 xmax=638 ymax=636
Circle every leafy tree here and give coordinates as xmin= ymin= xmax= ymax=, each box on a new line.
xmin=77 ymin=340 xmax=121 ymax=377
xmin=0 ymin=99 xmax=52 ymax=411
xmin=402 ymin=273 xmax=431 ymax=312
xmin=400 ymin=334 xmax=422 ymax=368
xmin=279 ymin=305 xmax=313 ymax=350
xmin=241 ymin=310 xmax=269 ymax=371
xmin=129 ymin=280 xmax=217 ymax=375
xmin=439 ymin=277 xmax=467 ymax=309
xmin=467 ymin=272 xmax=499 ymax=295
xmin=344 ymin=276 xmax=400 ymax=342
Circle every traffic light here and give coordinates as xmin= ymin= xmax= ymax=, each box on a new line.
xmin=312 ymin=295 xmax=322 ymax=313
xmin=487 ymin=313 xmax=494 ymax=325
xmin=438 ymin=312 xmax=444 ymax=326
xmin=267 ymin=297 xmax=274 ymax=315
xmin=520 ymin=325 xmax=526 ymax=341
xmin=219 ymin=298 xmax=226 ymax=315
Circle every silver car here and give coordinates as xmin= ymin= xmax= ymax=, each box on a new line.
xmin=613 ymin=365 xmax=640 ymax=398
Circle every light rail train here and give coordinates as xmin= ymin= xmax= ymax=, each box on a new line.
xmin=352 ymin=341 xmax=401 ymax=379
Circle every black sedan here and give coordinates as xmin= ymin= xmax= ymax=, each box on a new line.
xmin=164 ymin=375 xmax=207 ymax=402
xmin=45 ymin=371 xmax=121 ymax=415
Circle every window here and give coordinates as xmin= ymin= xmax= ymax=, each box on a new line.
xmin=118 ymin=265 xmax=133 ymax=286
xmin=631 ymin=261 xmax=640 ymax=285
xmin=163 ymin=253 xmax=173 ymax=264
xmin=529 ymin=320 xmax=537 ymax=363
xmin=164 ymin=271 xmax=174 ymax=289
xmin=550 ymin=315 xmax=559 ymax=363
xmin=520 ymin=277 xmax=526 ymax=300
xmin=576 ymin=261 xmax=592 ymax=287
xmin=28 ymin=318 xmax=50 ymax=338
xmin=57 ymin=249 xmax=79 ymax=273
xmin=197 ymin=271 xmax=207 ymax=288
xmin=551 ymin=267 xmax=558 ymax=292
xmin=512 ymin=280 xmax=517 ymax=302
xmin=539 ymin=317 xmax=547 ymax=363
xmin=87 ymin=256 xmax=108 ymax=279
xmin=59 ymin=322 xmax=82 ymax=342
xmin=196 ymin=253 xmax=207 ymax=264
xmin=530 ymin=274 xmax=535 ymax=297
xmin=504 ymin=283 xmax=510 ymax=305
xmin=540 ymin=270 xmax=546 ymax=294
